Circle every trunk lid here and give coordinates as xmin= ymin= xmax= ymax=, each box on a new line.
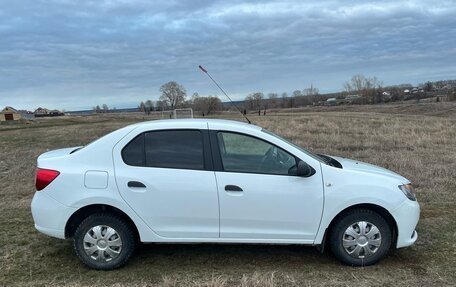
xmin=38 ymin=147 xmax=82 ymax=161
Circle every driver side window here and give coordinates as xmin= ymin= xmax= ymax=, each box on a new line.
xmin=217 ymin=132 xmax=298 ymax=175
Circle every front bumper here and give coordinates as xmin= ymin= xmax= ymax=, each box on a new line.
xmin=391 ymin=199 xmax=420 ymax=248
xmin=31 ymin=191 xmax=77 ymax=239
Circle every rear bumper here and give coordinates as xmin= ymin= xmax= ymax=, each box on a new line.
xmin=391 ymin=199 xmax=420 ymax=248
xmin=31 ymin=191 xmax=76 ymax=239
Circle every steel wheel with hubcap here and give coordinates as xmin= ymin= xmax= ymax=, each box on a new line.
xmin=330 ymin=209 xmax=392 ymax=266
xmin=83 ymin=225 xmax=123 ymax=262
xmin=74 ymin=214 xmax=136 ymax=270
xmin=342 ymin=221 xmax=382 ymax=259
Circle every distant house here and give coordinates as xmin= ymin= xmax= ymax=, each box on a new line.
xmin=17 ymin=110 xmax=35 ymax=120
xmin=34 ymin=107 xmax=64 ymax=117
xmin=381 ymin=91 xmax=392 ymax=101
xmin=345 ymin=94 xmax=361 ymax=101
xmin=325 ymin=97 xmax=337 ymax=105
xmin=34 ymin=107 xmax=49 ymax=117
xmin=0 ymin=106 xmax=22 ymax=121
xmin=49 ymin=110 xmax=64 ymax=117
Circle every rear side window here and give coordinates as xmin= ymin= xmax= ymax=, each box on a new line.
xmin=121 ymin=130 xmax=204 ymax=170
xmin=122 ymin=134 xmax=145 ymax=166
xmin=145 ymin=130 xmax=204 ymax=169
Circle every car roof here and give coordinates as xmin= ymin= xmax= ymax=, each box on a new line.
xmin=129 ymin=118 xmax=263 ymax=132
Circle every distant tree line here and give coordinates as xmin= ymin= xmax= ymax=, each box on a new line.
xmin=244 ymin=85 xmax=321 ymax=111
xmin=343 ymin=74 xmax=383 ymax=104
xmin=113 ymin=76 xmax=456 ymax=115
xmin=92 ymin=104 xmax=111 ymax=113
xmin=136 ymin=81 xmax=223 ymax=116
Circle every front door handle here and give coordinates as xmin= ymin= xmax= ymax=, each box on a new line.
xmin=225 ymin=185 xmax=243 ymax=192
xmin=128 ymin=181 xmax=146 ymax=188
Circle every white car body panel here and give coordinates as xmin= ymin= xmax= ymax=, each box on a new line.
xmin=208 ymin=119 xmax=324 ymax=241
xmin=112 ymin=120 xmax=220 ymax=239
xmin=114 ymin=165 xmax=220 ymax=238
xmin=31 ymin=191 xmax=76 ymax=238
xmin=314 ymin=161 xmax=414 ymax=245
xmin=215 ymin=172 xmax=323 ymax=242
xmin=31 ymin=119 xmax=419 ymax=249
xmin=331 ymin=156 xmax=409 ymax=182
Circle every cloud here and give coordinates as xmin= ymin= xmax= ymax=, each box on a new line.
xmin=0 ymin=0 xmax=455 ymax=110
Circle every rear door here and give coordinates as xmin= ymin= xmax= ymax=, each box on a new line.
xmin=113 ymin=128 xmax=219 ymax=239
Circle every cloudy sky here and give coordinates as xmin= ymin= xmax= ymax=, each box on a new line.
xmin=0 ymin=0 xmax=455 ymax=110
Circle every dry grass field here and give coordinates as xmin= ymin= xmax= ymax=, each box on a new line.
xmin=1 ymin=102 xmax=455 ymax=286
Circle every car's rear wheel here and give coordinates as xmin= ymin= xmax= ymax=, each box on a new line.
xmin=73 ymin=213 xmax=136 ymax=270
xmin=329 ymin=209 xmax=392 ymax=266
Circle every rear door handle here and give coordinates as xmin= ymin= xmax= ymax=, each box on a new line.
xmin=128 ymin=181 xmax=146 ymax=188
xmin=225 ymin=185 xmax=243 ymax=192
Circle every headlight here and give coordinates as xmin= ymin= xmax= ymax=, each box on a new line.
xmin=399 ymin=184 xmax=416 ymax=201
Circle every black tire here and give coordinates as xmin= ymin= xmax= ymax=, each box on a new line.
xmin=73 ymin=213 xmax=136 ymax=270
xmin=329 ymin=209 xmax=392 ymax=266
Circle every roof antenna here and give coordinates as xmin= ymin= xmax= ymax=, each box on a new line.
xmin=199 ymin=65 xmax=251 ymax=124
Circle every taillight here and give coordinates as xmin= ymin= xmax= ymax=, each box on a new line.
xmin=35 ymin=168 xmax=60 ymax=191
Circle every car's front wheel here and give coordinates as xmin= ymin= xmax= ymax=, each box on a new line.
xmin=329 ymin=209 xmax=392 ymax=266
xmin=73 ymin=213 xmax=136 ymax=270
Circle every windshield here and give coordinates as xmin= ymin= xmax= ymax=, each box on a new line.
xmin=261 ymin=129 xmax=325 ymax=163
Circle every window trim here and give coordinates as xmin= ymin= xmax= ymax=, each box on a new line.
xmin=121 ymin=129 xmax=213 ymax=171
xmin=210 ymin=130 xmax=305 ymax=177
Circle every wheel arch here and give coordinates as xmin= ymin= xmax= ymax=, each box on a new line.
xmin=319 ymin=203 xmax=398 ymax=251
xmin=65 ymin=204 xmax=140 ymax=242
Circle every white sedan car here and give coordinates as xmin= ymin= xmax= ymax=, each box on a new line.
xmin=31 ymin=119 xmax=419 ymax=269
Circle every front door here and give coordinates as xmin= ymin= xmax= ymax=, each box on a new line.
xmin=214 ymin=131 xmax=324 ymax=241
xmin=114 ymin=129 xmax=219 ymax=238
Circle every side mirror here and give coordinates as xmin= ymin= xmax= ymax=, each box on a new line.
xmin=297 ymin=160 xmax=316 ymax=177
